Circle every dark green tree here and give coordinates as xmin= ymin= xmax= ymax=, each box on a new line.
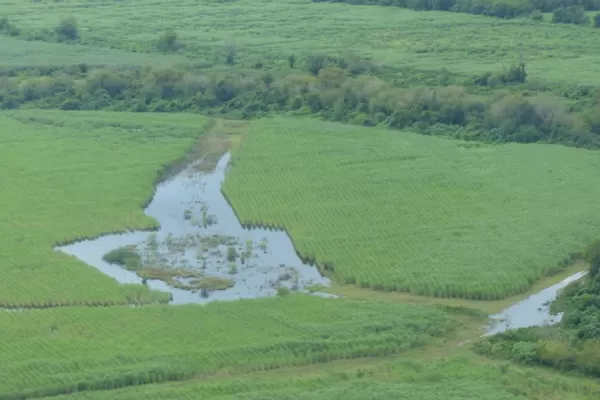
xmin=552 ymin=6 xmax=589 ymax=25
xmin=55 ymin=16 xmax=79 ymax=41
xmin=157 ymin=29 xmax=179 ymax=52
xmin=225 ymin=44 xmax=236 ymax=65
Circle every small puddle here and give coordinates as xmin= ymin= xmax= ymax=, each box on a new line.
xmin=484 ymin=271 xmax=587 ymax=336
xmin=56 ymin=153 xmax=331 ymax=304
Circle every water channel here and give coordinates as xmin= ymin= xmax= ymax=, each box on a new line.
xmin=484 ymin=271 xmax=587 ymax=336
xmin=56 ymin=152 xmax=585 ymax=336
xmin=56 ymin=153 xmax=332 ymax=304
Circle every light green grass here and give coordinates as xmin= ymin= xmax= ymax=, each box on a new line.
xmin=0 ymin=295 xmax=453 ymax=398
xmin=223 ymin=117 xmax=600 ymax=300
xmin=2 ymin=0 xmax=600 ymax=84
xmin=0 ymin=36 xmax=192 ymax=67
xmin=0 ymin=110 xmax=208 ymax=307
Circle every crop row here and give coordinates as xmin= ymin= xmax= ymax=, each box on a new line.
xmin=222 ymin=118 xmax=600 ymax=300
xmin=0 ymin=295 xmax=452 ymax=398
xmin=28 ymin=355 xmax=594 ymax=400
xmin=0 ymin=111 xmax=208 ymax=307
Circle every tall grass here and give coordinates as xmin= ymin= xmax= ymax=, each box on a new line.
xmin=223 ymin=117 xmax=600 ymax=300
xmin=32 ymin=356 xmax=600 ymax=400
xmin=0 ymin=110 xmax=209 ymax=307
xmin=0 ymin=295 xmax=453 ymax=398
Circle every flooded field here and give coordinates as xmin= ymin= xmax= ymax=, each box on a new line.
xmin=56 ymin=153 xmax=331 ymax=304
xmin=484 ymin=271 xmax=587 ymax=336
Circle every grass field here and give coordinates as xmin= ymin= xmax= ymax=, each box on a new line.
xmin=3 ymin=0 xmax=600 ymax=398
xmin=1 ymin=110 xmax=599 ymax=398
xmin=0 ymin=110 xmax=209 ymax=307
xmin=0 ymin=295 xmax=454 ymax=398
xmin=1 ymin=0 xmax=600 ymax=84
xmin=0 ymin=36 xmax=192 ymax=67
xmin=28 ymin=356 xmax=600 ymax=400
xmin=223 ymin=117 xmax=600 ymax=300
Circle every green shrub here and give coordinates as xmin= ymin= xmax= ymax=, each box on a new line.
xmin=103 ymin=246 xmax=142 ymax=270
xmin=0 ymin=17 xmax=20 ymax=36
xmin=530 ymin=9 xmax=544 ymax=21
xmin=55 ymin=16 xmax=79 ymax=41
xmin=552 ymin=6 xmax=590 ymax=25
xmin=157 ymin=29 xmax=180 ymax=52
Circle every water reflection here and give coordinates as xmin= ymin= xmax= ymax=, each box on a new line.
xmin=56 ymin=153 xmax=331 ymax=304
xmin=484 ymin=272 xmax=587 ymax=336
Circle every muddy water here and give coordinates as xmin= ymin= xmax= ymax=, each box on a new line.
xmin=56 ymin=153 xmax=331 ymax=304
xmin=484 ymin=271 xmax=587 ymax=336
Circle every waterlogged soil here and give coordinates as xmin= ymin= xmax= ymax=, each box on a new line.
xmin=484 ymin=271 xmax=587 ymax=336
xmin=56 ymin=153 xmax=331 ymax=304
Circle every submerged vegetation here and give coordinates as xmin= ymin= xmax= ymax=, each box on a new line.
xmin=103 ymin=246 xmax=142 ymax=270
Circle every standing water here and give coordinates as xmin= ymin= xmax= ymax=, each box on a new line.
xmin=484 ymin=271 xmax=587 ymax=336
xmin=56 ymin=153 xmax=332 ymax=304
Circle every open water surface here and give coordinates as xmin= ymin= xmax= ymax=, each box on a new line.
xmin=484 ymin=271 xmax=587 ymax=335
xmin=56 ymin=153 xmax=332 ymax=304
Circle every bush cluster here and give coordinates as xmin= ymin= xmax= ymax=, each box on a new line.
xmin=313 ymin=0 xmax=600 ymax=22
xmin=0 ymin=62 xmax=599 ymax=148
xmin=475 ymin=242 xmax=600 ymax=377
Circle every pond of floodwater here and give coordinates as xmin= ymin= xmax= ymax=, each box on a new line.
xmin=484 ymin=271 xmax=587 ymax=336
xmin=56 ymin=152 xmax=333 ymax=304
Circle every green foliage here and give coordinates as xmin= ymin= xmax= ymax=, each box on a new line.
xmin=3 ymin=0 xmax=600 ymax=86
xmin=530 ymin=9 xmax=544 ymax=20
xmin=0 ymin=17 xmax=20 ymax=36
xmin=226 ymin=44 xmax=236 ymax=65
xmin=196 ymin=276 xmax=235 ymax=290
xmin=29 ymin=355 xmax=600 ymax=400
xmin=0 ymin=64 xmax=598 ymax=148
xmin=0 ymin=110 xmax=209 ymax=308
xmin=103 ymin=246 xmax=142 ymax=270
xmin=0 ymin=296 xmax=453 ymax=398
xmin=552 ymin=6 xmax=590 ymax=24
xmin=476 ymin=252 xmax=600 ymax=377
xmin=595 ymin=11 xmax=600 ymax=26
xmin=55 ymin=16 xmax=79 ymax=41
xmin=223 ymin=118 xmax=600 ymax=300
xmin=314 ymin=0 xmax=600 ymax=19
xmin=583 ymin=240 xmax=600 ymax=278
xmin=474 ymin=62 xmax=528 ymax=86
xmin=157 ymin=29 xmax=180 ymax=52
xmin=45 ymin=377 xmax=526 ymax=400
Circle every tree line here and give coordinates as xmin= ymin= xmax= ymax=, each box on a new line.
xmin=1 ymin=60 xmax=599 ymax=149
xmin=313 ymin=0 xmax=600 ymax=25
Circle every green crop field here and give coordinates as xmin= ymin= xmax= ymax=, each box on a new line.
xmin=1 ymin=0 xmax=600 ymax=84
xmin=0 ymin=110 xmax=209 ymax=307
xmin=25 ymin=356 xmax=600 ymax=400
xmin=0 ymin=296 xmax=453 ymax=398
xmin=223 ymin=118 xmax=600 ymax=300
xmin=2 ymin=0 xmax=600 ymax=398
